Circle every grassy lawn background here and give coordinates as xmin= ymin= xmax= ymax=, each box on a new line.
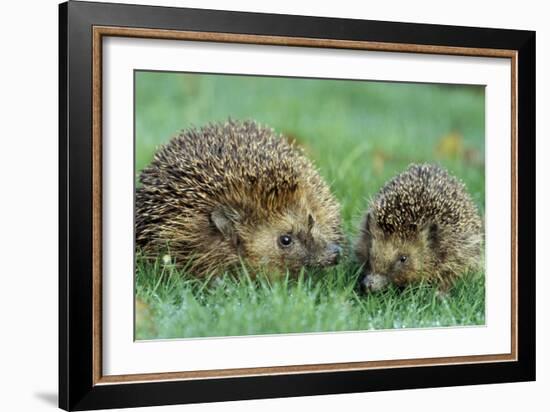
xmin=135 ymin=71 xmax=485 ymax=340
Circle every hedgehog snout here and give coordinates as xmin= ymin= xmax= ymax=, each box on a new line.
xmin=359 ymin=273 xmax=390 ymax=293
xmin=325 ymin=243 xmax=342 ymax=265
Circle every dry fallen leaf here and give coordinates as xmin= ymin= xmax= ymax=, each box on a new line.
xmin=136 ymin=298 xmax=156 ymax=337
xmin=464 ymin=147 xmax=484 ymax=167
xmin=284 ymin=131 xmax=312 ymax=154
xmin=435 ymin=131 xmax=464 ymax=160
xmin=372 ymin=149 xmax=388 ymax=176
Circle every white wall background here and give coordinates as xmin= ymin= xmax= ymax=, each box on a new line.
xmin=0 ymin=0 xmax=546 ymax=411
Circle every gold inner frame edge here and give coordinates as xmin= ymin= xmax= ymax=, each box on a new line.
xmin=91 ymin=25 xmax=518 ymax=386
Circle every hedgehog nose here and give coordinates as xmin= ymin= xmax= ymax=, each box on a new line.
xmin=359 ymin=275 xmax=373 ymax=294
xmin=359 ymin=276 xmax=368 ymax=294
xmin=359 ymin=273 xmax=389 ymax=293
xmin=327 ymin=243 xmax=342 ymax=265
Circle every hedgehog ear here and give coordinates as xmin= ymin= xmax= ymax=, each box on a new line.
xmin=211 ymin=207 xmax=239 ymax=240
xmin=364 ymin=211 xmax=374 ymax=234
xmin=307 ymin=214 xmax=315 ymax=232
xmin=421 ymin=221 xmax=439 ymax=245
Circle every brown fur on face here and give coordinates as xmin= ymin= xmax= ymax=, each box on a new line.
xmin=355 ymin=164 xmax=483 ymax=292
xmin=236 ymin=209 xmax=343 ymax=274
xmin=136 ymin=120 xmax=344 ymax=277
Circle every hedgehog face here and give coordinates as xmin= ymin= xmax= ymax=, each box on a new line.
xmin=356 ymin=212 xmax=434 ymax=292
xmin=244 ymin=211 xmax=343 ymax=274
xmin=212 ymin=206 xmax=342 ymax=274
xmin=358 ymin=234 xmax=428 ymax=292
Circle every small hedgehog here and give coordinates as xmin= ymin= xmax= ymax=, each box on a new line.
xmin=136 ymin=120 xmax=344 ymax=276
xmin=355 ymin=164 xmax=483 ymax=293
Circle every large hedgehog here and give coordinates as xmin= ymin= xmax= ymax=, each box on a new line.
xmin=355 ymin=164 xmax=483 ymax=292
xmin=136 ymin=120 xmax=344 ymax=276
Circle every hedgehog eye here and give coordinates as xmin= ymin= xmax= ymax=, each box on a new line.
xmin=278 ymin=234 xmax=293 ymax=248
xmin=398 ymin=255 xmax=408 ymax=263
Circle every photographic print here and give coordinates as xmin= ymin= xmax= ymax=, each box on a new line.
xmin=134 ymin=71 xmax=486 ymax=340
xmin=60 ymin=2 xmax=534 ymax=409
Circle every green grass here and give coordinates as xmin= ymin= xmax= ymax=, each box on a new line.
xmin=134 ymin=71 xmax=486 ymax=339
xmin=135 ymin=259 xmax=485 ymax=339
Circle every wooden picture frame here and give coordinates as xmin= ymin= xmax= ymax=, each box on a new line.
xmin=59 ymin=1 xmax=535 ymax=410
